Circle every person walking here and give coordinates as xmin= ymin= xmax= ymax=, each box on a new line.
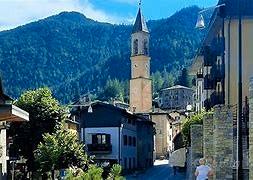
xmin=195 ymin=158 xmax=213 ymax=180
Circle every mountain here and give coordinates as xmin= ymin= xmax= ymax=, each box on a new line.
xmin=0 ymin=6 xmax=204 ymax=103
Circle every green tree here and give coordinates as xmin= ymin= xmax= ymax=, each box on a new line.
xmin=152 ymin=71 xmax=164 ymax=93
xmin=8 ymin=87 xmax=66 ymax=174
xmin=181 ymin=111 xmax=213 ymax=146
xmin=177 ymin=68 xmax=190 ymax=87
xmin=34 ymin=123 xmax=87 ymax=179
xmin=100 ymin=79 xmax=124 ymax=102
xmin=162 ymin=70 xmax=174 ymax=88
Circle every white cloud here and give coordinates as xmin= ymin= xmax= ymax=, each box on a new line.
xmin=0 ymin=0 xmax=129 ymax=31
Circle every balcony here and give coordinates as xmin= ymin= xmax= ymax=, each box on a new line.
xmin=87 ymin=143 xmax=112 ymax=154
xmin=204 ymin=75 xmax=214 ymax=90
xmin=214 ymin=37 xmax=225 ymax=56
xmin=203 ymin=46 xmax=216 ymax=66
xmin=204 ymin=92 xmax=225 ymax=110
xmin=211 ymin=66 xmax=225 ymax=83
xmin=196 ymin=72 xmax=203 ymax=79
xmin=210 ymin=92 xmax=225 ymax=106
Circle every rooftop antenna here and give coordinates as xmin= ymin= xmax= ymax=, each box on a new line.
xmin=139 ymin=0 xmax=141 ymax=7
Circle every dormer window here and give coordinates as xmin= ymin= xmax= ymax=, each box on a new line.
xmin=134 ymin=39 xmax=138 ymax=55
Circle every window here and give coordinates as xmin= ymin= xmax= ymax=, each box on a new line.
xmin=132 ymin=119 xmax=136 ymax=125
xmin=133 ymin=137 xmax=136 ymax=147
xmin=128 ymin=136 xmax=132 ymax=146
xmin=124 ymin=158 xmax=127 ymax=169
xmin=92 ymin=134 xmax=110 ymax=144
xmin=124 ymin=135 xmax=127 ymax=146
xmin=134 ymin=39 xmax=138 ymax=55
xmin=129 ymin=158 xmax=132 ymax=169
xmin=133 ymin=158 xmax=136 ymax=169
xmin=143 ymin=39 xmax=148 ymax=55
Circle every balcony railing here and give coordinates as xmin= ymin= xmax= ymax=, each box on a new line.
xmin=204 ymin=75 xmax=214 ymax=90
xmin=203 ymin=46 xmax=216 ymax=66
xmin=214 ymin=37 xmax=225 ymax=56
xmin=87 ymin=143 xmax=112 ymax=154
xmin=211 ymin=66 xmax=225 ymax=83
xmin=210 ymin=92 xmax=225 ymax=106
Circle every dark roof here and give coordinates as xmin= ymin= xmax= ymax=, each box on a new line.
xmin=220 ymin=0 xmax=253 ymax=17
xmin=73 ymin=101 xmax=154 ymax=124
xmin=132 ymin=8 xmax=149 ymax=33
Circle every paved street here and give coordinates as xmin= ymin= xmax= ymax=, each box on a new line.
xmin=126 ymin=160 xmax=187 ymax=180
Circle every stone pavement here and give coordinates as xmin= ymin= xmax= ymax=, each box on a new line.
xmin=125 ymin=160 xmax=187 ymax=180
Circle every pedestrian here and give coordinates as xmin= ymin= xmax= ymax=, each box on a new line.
xmin=195 ymin=158 xmax=213 ymax=180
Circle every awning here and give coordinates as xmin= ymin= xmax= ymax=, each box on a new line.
xmin=0 ymin=104 xmax=29 ymax=122
xmin=168 ymin=148 xmax=186 ymax=167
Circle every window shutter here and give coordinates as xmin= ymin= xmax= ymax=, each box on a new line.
xmin=106 ymin=134 xmax=111 ymax=144
xmin=92 ymin=135 xmax=97 ymax=144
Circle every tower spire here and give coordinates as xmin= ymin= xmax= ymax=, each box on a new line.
xmin=132 ymin=1 xmax=148 ymax=34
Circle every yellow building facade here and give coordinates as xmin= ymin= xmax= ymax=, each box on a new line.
xmin=224 ymin=19 xmax=253 ymax=106
xmin=191 ymin=0 xmax=253 ymax=110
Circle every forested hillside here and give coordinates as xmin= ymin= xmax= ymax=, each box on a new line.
xmin=0 ymin=6 xmax=205 ymax=103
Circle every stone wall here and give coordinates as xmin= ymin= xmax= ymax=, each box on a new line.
xmin=203 ymin=113 xmax=214 ymax=164
xmin=190 ymin=124 xmax=203 ymax=180
xmin=203 ymin=113 xmax=214 ymax=180
xmin=213 ymin=105 xmax=233 ymax=180
xmin=249 ymin=77 xmax=253 ymax=180
xmin=190 ymin=106 xmax=233 ymax=180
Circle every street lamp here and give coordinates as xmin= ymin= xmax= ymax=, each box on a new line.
xmin=195 ymin=14 xmax=205 ymax=29
xmin=195 ymin=4 xmax=225 ymax=29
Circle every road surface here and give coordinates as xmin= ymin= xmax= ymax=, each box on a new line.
xmin=126 ymin=160 xmax=187 ymax=180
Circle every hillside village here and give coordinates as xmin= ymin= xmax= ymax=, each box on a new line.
xmin=0 ymin=0 xmax=253 ymax=180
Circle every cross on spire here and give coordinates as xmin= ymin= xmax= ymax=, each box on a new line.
xmin=139 ymin=0 xmax=141 ymax=7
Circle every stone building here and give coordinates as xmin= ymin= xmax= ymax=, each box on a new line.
xmin=150 ymin=111 xmax=172 ymax=158
xmin=150 ymin=109 xmax=186 ymax=159
xmin=129 ymin=6 xmax=152 ymax=113
xmin=158 ymin=85 xmax=194 ymax=110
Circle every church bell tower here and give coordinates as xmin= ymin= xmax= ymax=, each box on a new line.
xmin=129 ymin=4 xmax=152 ymax=113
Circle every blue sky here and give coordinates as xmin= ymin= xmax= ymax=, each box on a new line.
xmin=0 ymin=0 xmax=218 ymax=31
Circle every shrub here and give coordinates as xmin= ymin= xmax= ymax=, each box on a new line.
xmin=107 ymin=164 xmax=124 ymax=180
xmin=181 ymin=110 xmax=213 ymax=146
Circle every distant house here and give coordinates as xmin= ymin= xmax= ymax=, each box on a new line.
xmin=151 ymin=109 xmax=187 ymax=159
xmin=158 ymin=85 xmax=194 ymax=110
xmin=0 ymin=77 xmax=29 ymax=180
xmin=150 ymin=110 xmax=173 ymax=159
xmin=71 ymin=101 xmax=154 ymax=172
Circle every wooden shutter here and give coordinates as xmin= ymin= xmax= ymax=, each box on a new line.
xmin=106 ymin=134 xmax=111 ymax=144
